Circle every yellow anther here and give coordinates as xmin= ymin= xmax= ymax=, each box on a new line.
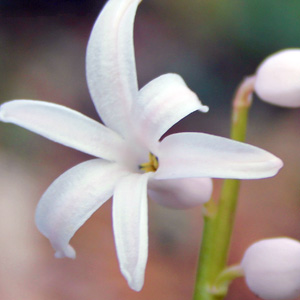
xmin=139 ymin=153 xmax=159 ymax=173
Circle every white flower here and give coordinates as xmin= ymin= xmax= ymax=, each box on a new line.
xmin=255 ymin=49 xmax=300 ymax=107
xmin=242 ymin=238 xmax=300 ymax=300
xmin=0 ymin=0 xmax=283 ymax=292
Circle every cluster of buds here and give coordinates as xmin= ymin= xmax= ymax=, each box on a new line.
xmin=240 ymin=49 xmax=300 ymax=300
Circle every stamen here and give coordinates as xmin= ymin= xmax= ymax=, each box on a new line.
xmin=139 ymin=153 xmax=159 ymax=173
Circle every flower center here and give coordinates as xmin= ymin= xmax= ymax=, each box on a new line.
xmin=139 ymin=152 xmax=159 ymax=173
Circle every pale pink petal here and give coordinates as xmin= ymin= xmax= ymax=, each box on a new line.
xmin=0 ymin=100 xmax=125 ymax=161
xmin=35 ymin=159 xmax=128 ymax=259
xmin=155 ymin=133 xmax=283 ymax=180
xmin=148 ymin=177 xmax=213 ymax=209
xmin=86 ymin=0 xmax=141 ymax=136
xmin=132 ymin=73 xmax=208 ymax=151
xmin=112 ymin=172 xmax=151 ymax=291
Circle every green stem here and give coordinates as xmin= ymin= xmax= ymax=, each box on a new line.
xmin=209 ymin=179 xmax=240 ymax=279
xmin=193 ymin=199 xmax=218 ymax=300
xmin=193 ymin=75 xmax=256 ymax=300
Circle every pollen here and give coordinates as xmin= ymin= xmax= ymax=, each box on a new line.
xmin=139 ymin=152 xmax=159 ymax=173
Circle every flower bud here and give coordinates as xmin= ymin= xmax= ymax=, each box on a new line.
xmin=254 ymin=49 xmax=300 ymax=107
xmin=241 ymin=238 xmax=300 ymax=300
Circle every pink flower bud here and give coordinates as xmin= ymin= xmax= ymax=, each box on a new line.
xmin=255 ymin=49 xmax=300 ymax=107
xmin=242 ymin=238 xmax=300 ymax=300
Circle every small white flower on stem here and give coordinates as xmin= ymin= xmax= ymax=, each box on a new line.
xmin=0 ymin=0 xmax=283 ymax=291
xmin=241 ymin=238 xmax=300 ymax=300
xmin=255 ymin=49 xmax=300 ymax=107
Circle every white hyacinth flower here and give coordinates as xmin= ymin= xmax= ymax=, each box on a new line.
xmin=255 ymin=49 xmax=300 ymax=107
xmin=0 ymin=0 xmax=283 ymax=291
xmin=242 ymin=238 xmax=300 ymax=300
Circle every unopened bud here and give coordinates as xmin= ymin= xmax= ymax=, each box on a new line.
xmin=241 ymin=238 xmax=300 ymax=300
xmin=255 ymin=49 xmax=300 ymax=107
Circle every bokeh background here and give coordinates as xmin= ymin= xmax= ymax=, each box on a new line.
xmin=1 ymin=0 xmax=300 ymax=299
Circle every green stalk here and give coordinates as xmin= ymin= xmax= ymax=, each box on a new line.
xmin=193 ymin=199 xmax=218 ymax=300
xmin=212 ymin=265 xmax=244 ymax=296
xmin=193 ymin=76 xmax=256 ymax=300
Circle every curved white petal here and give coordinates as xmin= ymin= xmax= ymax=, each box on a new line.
xmin=113 ymin=172 xmax=151 ymax=291
xmin=86 ymin=0 xmax=141 ymax=136
xmin=155 ymin=133 xmax=283 ymax=180
xmin=132 ymin=73 xmax=209 ymax=151
xmin=35 ymin=159 xmax=128 ymax=259
xmin=0 ymin=100 xmax=125 ymax=161
xmin=148 ymin=177 xmax=213 ymax=209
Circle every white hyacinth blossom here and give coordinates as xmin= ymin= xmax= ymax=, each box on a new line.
xmin=255 ymin=49 xmax=300 ymax=107
xmin=0 ymin=0 xmax=283 ymax=292
xmin=242 ymin=238 xmax=300 ymax=300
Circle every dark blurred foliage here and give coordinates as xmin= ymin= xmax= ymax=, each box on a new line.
xmin=0 ymin=0 xmax=106 ymax=16
xmin=151 ymin=1 xmax=300 ymax=110
xmin=2 ymin=0 xmax=300 ymax=117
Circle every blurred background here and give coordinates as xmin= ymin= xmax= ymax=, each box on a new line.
xmin=1 ymin=0 xmax=300 ymax=299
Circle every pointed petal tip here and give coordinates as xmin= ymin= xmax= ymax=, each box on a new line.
xmin=130 ymin=282 xmax=143 ymax=292
xmin=271 ymin=156 xmax=284 ymax=176
xmin=0 ymin=100 xmax=25 ymax=123
xmin=120 ymin=263 xmax=144 ymax=291
xmin=264 ymin=154 xmax=284 ymax=178
xmin=54 ymin=245 xmax=76 ymax=259
xmin=124 ymin=271 xmax=143 ymax=292
xmin=0 ymin=101 xmax=9 ymax=122
xmin=199 ymin=104 xmax=209 ymax=113
xmin=0 ymin=100 xmax=25 ymax=121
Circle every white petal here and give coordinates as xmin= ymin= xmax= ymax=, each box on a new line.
xmin=255 ymin=49 xmax=300 ymax=107
xmin=112 ymin=172 xmax=151 ymax=291
xmin=132 ymin=73 xmax=209 ymax=151
xmin=86 ymin=0 xmax=141 ymax=136
xmin=148 ymin=177 xmax=212 ymax=209
xmin=0 ymin=100 xmax=125 ymax=161
xmin=155 ymin=133 xmax=283 ymax=180
xmin=242 ymin=238 xmax=300 ymax=300
xmin=35 ymin=159 xmax=128 ymax=259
